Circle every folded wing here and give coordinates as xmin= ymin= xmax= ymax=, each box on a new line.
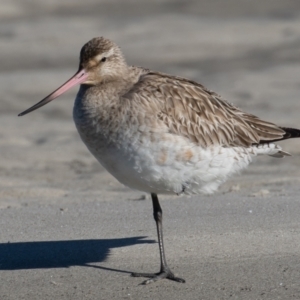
xmin=126 ymin=70 xmax=287 ymax=148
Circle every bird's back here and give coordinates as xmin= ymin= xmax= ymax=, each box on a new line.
xmin=124 ymin=70 xmax=287 ymax=148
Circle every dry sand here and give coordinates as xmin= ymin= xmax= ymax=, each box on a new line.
xmin=1 ymin=1 xmax=300 ymax=299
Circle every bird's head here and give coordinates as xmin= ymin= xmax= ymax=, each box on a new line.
xmin=79 ymin=37 xmax=127 ymax=85
xmin=18 ymin=37 xmax=126 ymax=116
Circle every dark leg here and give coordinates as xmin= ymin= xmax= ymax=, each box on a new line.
xmin=131 ymin=193 xmax=185 ymax=284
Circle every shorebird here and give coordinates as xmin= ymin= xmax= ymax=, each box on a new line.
xmin=19 ymin=37 xmax=300 ymax=284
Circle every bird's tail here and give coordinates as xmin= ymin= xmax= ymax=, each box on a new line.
xmin=280 ymin=127 xmax=300 ymax=140
xmin=259 ymin=127 xmax=300 ymax=144
xmin=256 ymin=127 xmax=300 ymax=158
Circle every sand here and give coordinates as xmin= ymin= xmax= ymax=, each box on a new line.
xmin=1 ymin=1 xmax=300 ymax=299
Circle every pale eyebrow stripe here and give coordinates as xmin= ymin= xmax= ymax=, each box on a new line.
xmin=95 ymin=48 xmax=115 ymax=61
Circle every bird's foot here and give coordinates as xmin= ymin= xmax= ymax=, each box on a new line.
xmin=131 ymin=268 xmax=185 ymax=285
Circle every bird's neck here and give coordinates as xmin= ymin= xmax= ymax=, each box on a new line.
xmin=73 ymin=66 xmax=145 ymax=136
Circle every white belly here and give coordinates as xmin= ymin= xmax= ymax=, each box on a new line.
xmin=76 ymin=126 xmax=255 ymax=195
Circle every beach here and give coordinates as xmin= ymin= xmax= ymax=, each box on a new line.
xmin=1 ymin=1 xmax=300 ymax=299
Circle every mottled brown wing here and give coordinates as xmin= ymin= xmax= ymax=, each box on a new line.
xmin=127 ymin=70 xmax=285 ymax=147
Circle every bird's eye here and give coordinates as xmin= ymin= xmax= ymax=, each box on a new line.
xmin=101 ymin=57 xmax=107 ymax=62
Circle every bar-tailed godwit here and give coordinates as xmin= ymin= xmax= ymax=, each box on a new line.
xmin=19 ymin=37 xmax=300 ymax=284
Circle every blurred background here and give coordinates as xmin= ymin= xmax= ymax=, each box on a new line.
xmin=2 ymin=1 xmax=300 ymax=299
xmin=1 ymin=0 xmax=300 ymax=204
xmin=3 ymin=0 xmax=300 ymax=118
xmin=1 ymin=0 xmax=300 ymax=205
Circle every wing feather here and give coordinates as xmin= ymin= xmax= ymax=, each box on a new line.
xmin=125 ymin=70 xmax=285 ymax=147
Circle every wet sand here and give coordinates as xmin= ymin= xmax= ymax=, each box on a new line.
xmin=1 ymin=1 xmax=300 ymax=299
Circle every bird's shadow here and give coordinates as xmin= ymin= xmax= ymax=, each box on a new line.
xmin=0 ymin=236 xmax=155 ymax=274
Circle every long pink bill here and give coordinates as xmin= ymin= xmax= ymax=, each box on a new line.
xmin=18 ymin=69 xmax=88 ymax=116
